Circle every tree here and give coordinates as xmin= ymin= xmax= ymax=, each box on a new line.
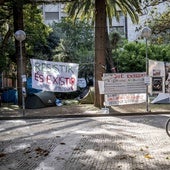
xmin=135 ymin=0 xmax=170 ymax=44
xmin=12 ymin=1 xmax=26 ymax=106
xmin=48 ymin=19 xmax=94 ymax=82
xmin=116 ymin=41 xmax=170 ymax=73
xmin=65 ymin=0 xmax=142 ymax=107
xmin=0 ymin=0 xmax=72 ymax=106
xmin=0 ymin=1 xmax=51 ymax=105
xmin=0 ymin=2 xmax=14 ymax=73
xmin=142 ymin=0 xmax=169 ymax=9
xmin=146 ymin=5 xmax=170 ymax=44
xmin=110 ymin=31 xmax=122 ymax=72
xmin=24 ymin=4 xmax=51 ymax=61
xmin=0 ymin=0 xmax=78 ymax=106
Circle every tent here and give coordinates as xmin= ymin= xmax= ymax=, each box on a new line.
xmin=25 ymin=91 xmax=56 ymax=109
xmin=79 ymin=87 xmax=94 ymax=104
xmin=151 ymin=93 xmax=170 ymax=104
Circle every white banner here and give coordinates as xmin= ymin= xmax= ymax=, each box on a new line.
xmin=105 ymin=93 xmax=146 ymax=106
xmin=103 ymin=72 xmax=146 ymax=94
xmin=30 ymin=59 xmax=79 ymax=92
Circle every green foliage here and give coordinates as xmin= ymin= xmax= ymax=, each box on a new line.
xmin=66 ymin=0 xmax=142 ymax=25
xmin=110 ymin=31 xmax=122 ymax=49
xmin=0 ymin=2 xmax=14 ymax=73
xmin=115 ymin=41 xmax=170 ymax=73
xmin=24 ymin=4 xmax=52 ymax=60
xmin=0 ymin=3 xmax=52 ymax=75
xmin=140 ymin=2 xmax=170 ymax=44
xmin=50 ymin=18 xmax=94 ymax=78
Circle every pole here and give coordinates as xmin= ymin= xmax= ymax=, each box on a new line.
xmin=20 ymin=41 xmax=25 ymax=116
xmin=141 ymin=27 xmax=151 ymax=112
xmin=145 ymin=38 xmax=149 ymax=112
xmin=14 ymin=30 xmax=26 ymax=116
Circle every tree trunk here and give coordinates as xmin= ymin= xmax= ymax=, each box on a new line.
xmin=94 ymin=0 xmax=107 ymax=108
xmin=106 ymin=30 xmax=115 ymax=73
xmin=13 ymin=2 xmax=26 ymax=106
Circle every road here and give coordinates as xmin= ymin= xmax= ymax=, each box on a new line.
xmin=0 ymin=114 xmax=170 ymax=170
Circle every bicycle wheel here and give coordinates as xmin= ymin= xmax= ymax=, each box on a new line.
xmin=166 ymin=118 xmax=170 ymax=137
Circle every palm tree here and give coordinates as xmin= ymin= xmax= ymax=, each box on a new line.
xmin=65 ymin=0 xmax=142 ymax=107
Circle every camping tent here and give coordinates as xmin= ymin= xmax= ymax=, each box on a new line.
xmin=151 ymin=93 xmax=170 ymax=104
xmin=25 ymin=91 xmax=56 ymax=109
xmin=79 ymin=86 xmax=94 ymax=104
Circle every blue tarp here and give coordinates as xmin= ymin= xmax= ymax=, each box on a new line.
xmin=0 ymin=77 xmax=41 ymax=104
xmin=27 ymin=77 xmax=41 ymax=94
xmin=1 ymin=89 xmax=18 ymax=104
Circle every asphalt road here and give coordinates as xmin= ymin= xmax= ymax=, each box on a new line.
xmin=0 ymin=114 xmax=170 ymax=170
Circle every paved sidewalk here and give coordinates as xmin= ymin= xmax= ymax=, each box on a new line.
xmin=0 ymin=116 xmax=170 ymax=170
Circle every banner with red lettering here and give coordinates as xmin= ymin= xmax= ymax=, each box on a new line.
xmin=103 ymin=72 xmax=146 ymax=105
xmin=30 ymin=59 xmax=79 ymax=92
xmin=105 ymin=93 xmax=146 ymax=105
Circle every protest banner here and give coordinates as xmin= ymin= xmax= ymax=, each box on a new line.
xmin=105 ymin=93 xmax=146 ymax=106
xmin=103 ymin=72 xmax=146 ymax=94
xmin=30 ymin=59 xmax=79 ymax=92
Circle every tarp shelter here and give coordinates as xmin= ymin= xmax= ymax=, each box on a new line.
xmin=151 ymin=93 xmax=170 ymax=104
xmin=25 ymin=91 xmax=56 ymax=109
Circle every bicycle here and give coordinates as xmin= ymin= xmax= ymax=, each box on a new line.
xmin=166 ymin=118 xmax=170 ymax=137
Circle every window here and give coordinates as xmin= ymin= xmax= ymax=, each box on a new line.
xmin=45 ymin=12 xmax=59 ymax=20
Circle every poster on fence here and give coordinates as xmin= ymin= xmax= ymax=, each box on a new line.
xmin=103 ymin=72 xmax=146 ymax=94
xmin=149 ymin=59 xmax=165 ymax=77
xmin=149 ymin=60 xmax=170 ymax=94
xmin=165 ymin=62 xmax=170 ymax=93
xmin=30 ymin=59 xmax=79 ymax=92
xmin=105 ymin=93 xmax=146 ymax=106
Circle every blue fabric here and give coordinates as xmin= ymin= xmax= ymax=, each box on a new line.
xmin=1 ymin=89 xmax=18 ymax=104
xmin=27 ymin=77 xmax=41 ymax=94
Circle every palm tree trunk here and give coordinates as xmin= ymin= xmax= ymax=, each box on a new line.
xmin=94 ymin=0 xmax=107 ymax=108
xmin=106 ymin=30 xmax=115 ymax=73
xmin=13 ymin=2 xmax=26 ymax=106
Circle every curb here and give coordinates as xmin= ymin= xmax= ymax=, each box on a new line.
xmin=0 ymin=111 xmax=169 ymax=120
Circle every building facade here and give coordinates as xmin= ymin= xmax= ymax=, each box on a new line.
xmin=41 ymin=2 xmax=169 ymax=41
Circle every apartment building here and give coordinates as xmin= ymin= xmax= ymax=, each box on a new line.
xmin=41 ymin=3 xmax=127 ymax=38
xmin=41 ymin=2 xmax=169 ymax=41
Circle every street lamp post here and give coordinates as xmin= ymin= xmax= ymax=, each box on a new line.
xmin=141 ymin=27 xmax=151 ymax=112
xmin=14 ymin=30 xmax=26 ymax=116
